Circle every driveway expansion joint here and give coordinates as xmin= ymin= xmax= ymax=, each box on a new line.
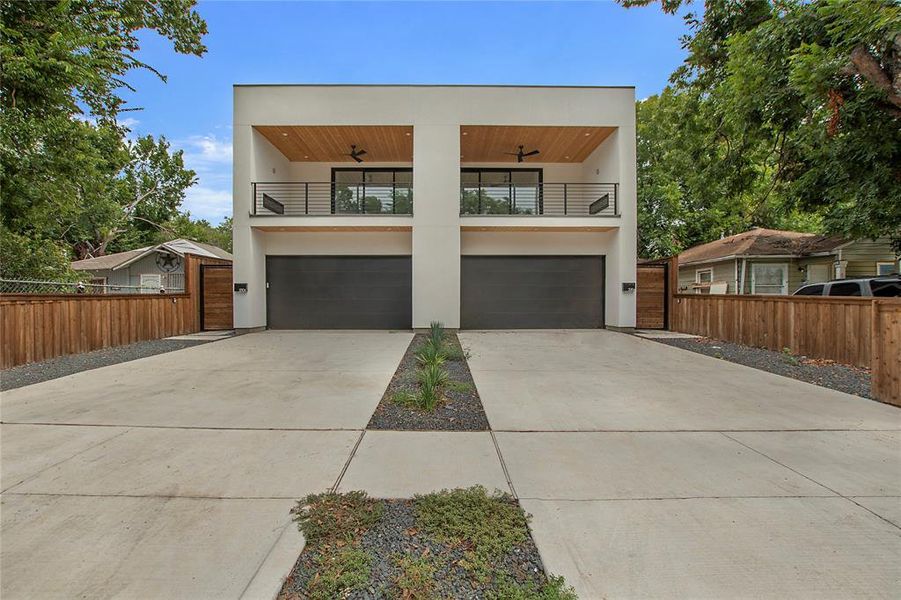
xmin=720 ymin=432 xmax=901 ymax=531
xmin=332 ymin=430 xmax=366 ymax=493
xmin=1 ymin=421 xmax=364 ymax=432
xmin=491 ymin=428 xmax=901 ymax=433
xmin=0 ymin=427 xmax=132 ymax=494
xmin=1 ymin=491 xmax=308 ymax=501
xmin=516 ymin=494 xmax=844 ymax=502
xmin=489 ymin=430 xmax=517 ymax=498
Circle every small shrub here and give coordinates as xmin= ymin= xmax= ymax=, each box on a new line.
xmin=781 ymin=347 xmax=800 ymax=366
xmin=487 ymin=575 xmax=578 ymax=600
xmin=441 ymin=342 xmax=469 ymax=362
xmin=446 ymin=380 xmax=474 ymax=394
xmin=291 ymin=490 xmax=384 ymax=543
xmin=392 ymin=552 xmax=439 ymax=599
xmin=390 ymin=390 xmax=416 ymax=407
xmin=306 ymin=547 xmax=372 ymax=600
xmin=414 ymin=486 xmax=528 ymax=581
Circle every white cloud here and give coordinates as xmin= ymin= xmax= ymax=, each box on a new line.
xmin=182 ymin=185 xmax=232 ymax=223
xmin=118 ymin=117 xmax=141 ymax=129
xmin=175 ymin=133 xmax=233 ymax=224
xmin=181 ymin=134 xmax=232 ymax=167
xmin=171 ymin=133 xmax=233 ymax=221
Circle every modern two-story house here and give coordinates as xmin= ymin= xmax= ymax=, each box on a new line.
xmin=232 ymin=85 xmax=637 ymax=330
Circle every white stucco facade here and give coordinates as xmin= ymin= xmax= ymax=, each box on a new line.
xmin=232 ymin=85 xmax=637 ymax=330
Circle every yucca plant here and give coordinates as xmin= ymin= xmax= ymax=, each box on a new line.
xmin=417 ymin=362 xmax=449 ymax=390
xmin=428 ymin=321 xmax=445 ymax=345
xmin=415 ymin=337 xmax=446 ymax=366
xmin=416 ymin=362 xmax=449 ymax=410
xmin=416 ymin=383 xmax=441 ymax=411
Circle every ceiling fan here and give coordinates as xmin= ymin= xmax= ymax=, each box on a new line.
xmin=505 ymin=145 xmax=540 ymax=163
xmin=345 ymin=145 xmax=367 ymax=163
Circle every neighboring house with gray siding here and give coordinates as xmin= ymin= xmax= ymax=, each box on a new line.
xmin=71 ymin=239 xmax=232 ymax=293
xmin=677 ymin=228 xmax=899 ymax=295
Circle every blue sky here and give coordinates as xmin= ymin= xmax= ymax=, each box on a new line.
xmin=122 ymin=1 xmax=693 ymax=224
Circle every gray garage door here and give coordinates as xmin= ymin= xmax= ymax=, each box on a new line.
xmin=461 ymin=256 xmax=604 ymax=329
xmin=266 ymin=256 xmax=411 ymax=329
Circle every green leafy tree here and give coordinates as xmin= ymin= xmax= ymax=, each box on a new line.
xmin=623 ymin=0 xmax=901 ymax=253
xmin=92 ymin=135 xmax=197 ymax=256
xmin=157 ymin=214 xmax=233 ymax=253
xmin=0 ymin=0 xmax=207 ymax=278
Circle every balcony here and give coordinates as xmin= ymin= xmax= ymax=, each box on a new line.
xmin=460 ymin=183 xmax=618 ymax=217
xmin=252 ymin=182 xmax=413 ymax=216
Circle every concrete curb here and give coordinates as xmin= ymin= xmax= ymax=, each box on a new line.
xmin=240 ymin=520 xmax=305 ymax=600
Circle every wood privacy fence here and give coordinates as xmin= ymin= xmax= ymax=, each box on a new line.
xmin=871 ymin=301 xmax=901 ymax=404
xmin=670 ymin=293 xmax=901 ymax=405
xmin=0 ymin=254 xmax=230 ymax=369
xmin=636 ymin=263 xmax=667 ymax=329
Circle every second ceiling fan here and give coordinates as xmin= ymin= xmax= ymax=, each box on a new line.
xmin=506 ymin=145 xmax=540 ymax=163
xmin=345 ymin=144 xmax=367 ymax=163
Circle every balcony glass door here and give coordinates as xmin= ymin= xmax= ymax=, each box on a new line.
xmin=461 ymin=168 xmax=542 ymax=215
xmin=332 ymin=168 xmax=413 ymax=214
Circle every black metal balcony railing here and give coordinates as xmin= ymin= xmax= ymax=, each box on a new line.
xmin=460 ymin=183 xmax=618 ymax=216
xmin=251 ymin=181 xmax=618 ymax=217
xmin=252 ymin=182 xmax=413 ymax=215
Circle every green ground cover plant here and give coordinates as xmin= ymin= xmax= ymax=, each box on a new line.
xmin=413 ymin=485 xmax=530 ymax=582
xmin=280 ymin=488 xmax=577 ymax=599
xmin=305 ymin=548 xmax=372 ymax=600
xmin=291 ymin=490 xmax=384 ymax=543
xmin=391 ymin=552 xmax=440 ymax=599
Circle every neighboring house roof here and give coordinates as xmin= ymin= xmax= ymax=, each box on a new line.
xmin=678 ymin=228 xmax=847 ymax=266
xmin=71 ymin=239 xmax=233 ymax=271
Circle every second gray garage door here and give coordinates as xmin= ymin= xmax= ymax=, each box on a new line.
xmin=266 ymin=256 xmax=411 ymax=329
xmin=461 ymin=256 xmax=604 ymax=329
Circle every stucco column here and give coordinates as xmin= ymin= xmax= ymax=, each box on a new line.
xmin=615 ymin=115 xmax=638 ymax=328
xmin=232 ymin=124 xmax=266 ymax=329
xmin=412 ymin=125 xmax=461 ymax=328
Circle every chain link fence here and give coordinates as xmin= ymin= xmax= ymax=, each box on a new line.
xmin=0 ymin=279 xmax=185 ymax=295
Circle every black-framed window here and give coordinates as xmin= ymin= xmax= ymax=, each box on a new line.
xmin=460 ymin=168 xmax=543 ymax=215
xmin=330 ymin=168 xmax=413 ymax=214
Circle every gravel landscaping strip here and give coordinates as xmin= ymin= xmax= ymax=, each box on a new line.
xmin=0 ymin=338 xmax=213 ymax=391
xmin=279 ymin=494 xmax=571 ymax=600
xmin=654 ymin=336 xmax=872 ymax=399
xmin=368 ymin=333 xmax=490 ymax=431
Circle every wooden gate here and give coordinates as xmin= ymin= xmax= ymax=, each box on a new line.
xmin=200 ymin=264 xmax=233 ymax=330
xmin=636 ymin=263 xmax=668 ymax=329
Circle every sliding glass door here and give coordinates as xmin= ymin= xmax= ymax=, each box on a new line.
xmin=460 ymin=168 xmax=542 ymax=215
xmin=331 ymin=168 xmax=413 ymax=214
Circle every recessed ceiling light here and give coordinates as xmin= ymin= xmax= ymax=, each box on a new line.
xmin=565 ymin=155 xmax=571 ymax=159
xmin=304 ymin=155 xmax=309 ymax=159
xmin=584 ymin=132 xmax=591 ymax=137
xmin=281 ymin=132 xmax=288 ymax=137
xmin=462 ymin=131 xmax=468 ymax=136
xmin=405 ymin=132 xmax=411 ymax=136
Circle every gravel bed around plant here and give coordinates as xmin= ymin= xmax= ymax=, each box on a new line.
xmin=0 ymin=339 xmax=212 ymax=391
xmin=278 ymin=498 xmax=559 ymax=600
xmin=654 ymin=336 xmax=872 ymax=399
xmin=367 ymin=333 xmax=490 ymax=431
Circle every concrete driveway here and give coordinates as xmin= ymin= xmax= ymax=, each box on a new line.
xmin=2 ymin=329 xmax=899 ymax=599
xmin=0 ymin=331 xmax=411 ymax=599
xmin=460 ymin=330 xmax=901 ymax=599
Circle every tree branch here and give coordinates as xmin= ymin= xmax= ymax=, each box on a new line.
xmin=850 ymin=44 xmax=901 ymax=110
